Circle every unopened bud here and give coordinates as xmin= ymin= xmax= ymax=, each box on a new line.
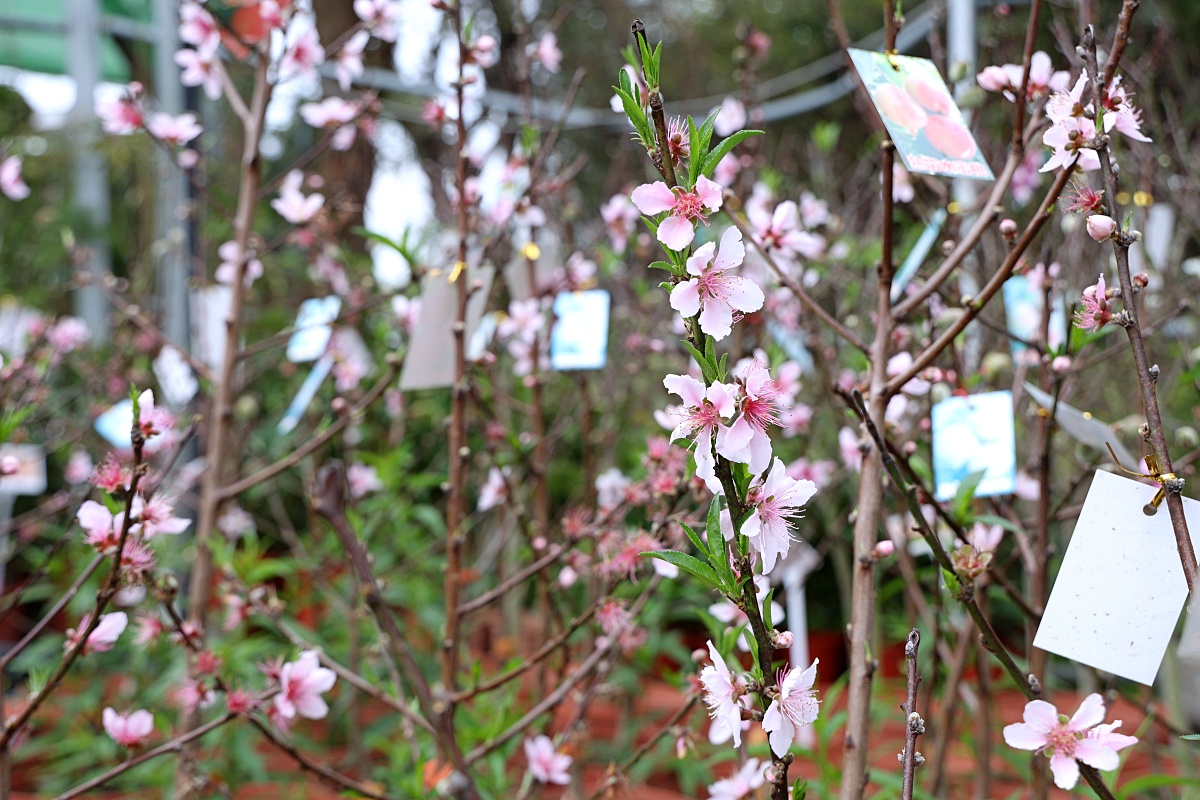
xmin=773 ymin=630 xmax=794 ymax=649
xmin=0 ymin=455 xmax=19 ymax=476
xmin=872 ymin=540 xmax=896 ymax=559
xmin=1132 ymin=273 xmax=1150 ymax=288
xmin=999 ymin=218 xmax=1018 ymax=237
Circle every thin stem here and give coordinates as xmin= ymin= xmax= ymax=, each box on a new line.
xmin=900 ymin=628 xmax=923 ymax=800
xmin=52 ymin=713 xmax=237 ymax=800
xmin=0 ymin=554 xmax=104 ymax=669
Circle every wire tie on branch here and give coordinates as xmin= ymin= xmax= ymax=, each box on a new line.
xmin=884 ymin=49 xmax=901 ymax=71
xmin=1104 ymin=442 xmax=1178 ymax=514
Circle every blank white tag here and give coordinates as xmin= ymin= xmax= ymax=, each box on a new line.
xmin=1034 ymin=470 xmax=1200 ymax=685
xmin=400 ymin=266 xmax=495 ymax=391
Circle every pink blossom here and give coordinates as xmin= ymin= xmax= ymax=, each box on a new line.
xmin=280 ymin=27 xmax=325 ymax=82
xmin=750 ymin=201 xmax=826 ymax=262
xmin=739 ymin=458 xmax=817 ymax=574
xmin=137 ymin=390 xmax=173 ymax=439
xmin=978 ymin=51 xmax=1070 ymax=100
xmin=1104 ymin=76 xmax=1151 ymax=143
xmin=595 ymin=467 xmax=630 ymax=510
xmin=838 ymin=426 xmax=863 ymax=472
xmin=890 ymin=163 xmax=914 ymax=203
xmin=720 ymin=357 xmax=780 ymax=473
xmin=77 ymin=500 xmax=125 ymax=552
xmin=96 ymin=93 xmax=144 ymax=134
xmin=708 ymin=758 xmax=765 ymax=800
xmin=391 ymin=296 xmax=422 ymax=335
xmin=103 ymin=708 xmax=154 ymax=747
xmin=65 ymin=450 xmax=93 ymax=484
xmin=714 ymin=96 xmax=747 ymax=138
xmin=601 ymin=193 xmax=639 ymax=253
xmin=700 ymin=640 xmax=745 ymax=747
xmin=215 ymin=241 xmax=264 ymax=287
xmin=532 ymin=31 xmax=562 ymax=72
xmin=47 ymin=317 xmax=91 ymax=353
xmin=353 ymin=0 xmax=400 ymax=42
xmin=336 ymin=30 xmax=370 ymax=91
xmin=0 ymin=156 xmax=30 ymax=201
xmin=175 ymin=48 xmax=222 ymax=101
xmin=523 ymin=735 xmax=572 ymax=784
xmin=145 ymin=112 xmax=202 ymax=147
xmin=762 ymin=659 xmax=820 ymax=756
xmin=347 ymin=463 xmax=383 ymax=498
xmin=65 ymin=611 xmax=128 ymax=654
xmin=271 ymin=171 xmax=324 ymax=225
xmin=872 ymin=540 xmax=895 ymax=559
xmin=275 ymin=650 xmax=336 ymax=720
xmin=1003 ymin=694 xmax=1136 ymax=790
xmin=1074 ymin=273 xmax=1112 ymax=332
xmin=1085 ymin=214 xmax=1117 ymax=242
xmin=133 ymin=612 xmax=166 ymax=645
xmin=965 ymin=522 xmax=1003 ymax=553
xmin=976 ymin=66 xmax=1010 ymax=92
xmin=300 ymin=97 xmax=359 ymax=129
xmin=0 ymin=455 xmax=18 ymax=476
xmin=786 ymin=457 xmax=836 ymax=488
xmin=631 ymin=176 xmax=723 ymax=251
xmin=662 ymin=374 xmax=737 ymax=491
xmin=178 ymin=2 xmax=220 ymax=55
xmin=175 ymin=679 xmax=216 ymax=714
xmin=477 ymin=467 xmax=508 ymax=512
xmin=887 ymin=352 xmax=930 ymax=395
xmin=498 ymin=298 xmax=545 ymax=344
xmin=90 ymin=453 xmax=130 ymax=493
xmin=670 ymin=227 xmax=763 ymax=341
xmin=130 ymin=494 xmax=190 ymax=538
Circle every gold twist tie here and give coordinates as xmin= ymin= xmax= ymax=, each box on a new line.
xmin=1105 ymin=443 xmax=1178 ymax=511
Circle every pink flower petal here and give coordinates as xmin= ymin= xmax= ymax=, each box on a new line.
xmin=663 ymin=374 xmax=706 ymax=408
xmin=630 ymin=181 xmax=676 ymax=215
xmin=1022 ymin=699 xmax=1060 ymax=732
xmin=657 ymin=214 xmax=696 ymax=251
xmin=1002 ymin=722 xmax=1048 ymax=751
xmin=1075 ymin=737 xmax=1120 ymax=772
xmin=670 ymin=280 xmax=701 ymax=317
xmin=1049 ymin=751 xmax=1080 ymax=790
xmin=699 ymin=300 xmax=734 ymax=340
xmin=726 ymin=277 xmax=765 ymax=314
xmin=1070 ymin=693 xmax=1106 ymax=731
xmin=713 ymin=226 xmax=745 ymax=271
xmin=695 ymin=175 xmax=723 ymax=211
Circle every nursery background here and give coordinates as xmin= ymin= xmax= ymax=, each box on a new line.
xmin=1 ymin=0 xmax=1200 ymax=798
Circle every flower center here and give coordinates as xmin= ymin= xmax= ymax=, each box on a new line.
xmin=1045 ymin=725 xmax=1080 ymax=758
xmin=674 ymin=189 xmax=706 ymax=221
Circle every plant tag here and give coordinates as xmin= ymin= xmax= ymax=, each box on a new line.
xmin=1003 ymin=275 xmax=1066 ymax=364
xmin=0 ymin=444 xmax=46 ymax=496
xmin=94 ymin=400 xmax=134 ymax=449
xmin=400 ymin=265 xmax=495 ymax=391
xmin=847 ymin=49 xmax=994 ymax=181
xmin=550 ymin=290 xmax=610 ymax=371
xmin=286 ymin=296 xmax=342 ymax=363
xmin=1034 ymin=469 xmax=1200 ymax=685
xmin=1022 ymin=382 xmax=1137 ymax=469
xmin=931 ymin=390 xmax=1016 ymax=501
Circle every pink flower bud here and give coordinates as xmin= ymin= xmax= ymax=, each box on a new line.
xmin=1051 ymin=355 xmax=1072 ymax=373
xmin=977 ymin=66 xmax=1010 ymax=92
xmin=1086 ymin=214 xmax=1117 ymax=242
xmin=774 ymin=630 xmax=795 ymax=648
xmin=1132 ymin=273 xmax=1150 ymax=288
xmin=999 ymin=218 xmax=1018 ymax=237
xmin=0 ymin=455 xmax=19 ymax=476
xmin=872 ymin=540 xmax=896 ymax=559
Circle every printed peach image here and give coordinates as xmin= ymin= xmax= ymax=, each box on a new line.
xmin=905 ymin=74 xmax=955 ymax=115
xmin=874 ymin=83 xmax=927 ymax=136
xmin=925 ymin=114 xmax=977 ymax=159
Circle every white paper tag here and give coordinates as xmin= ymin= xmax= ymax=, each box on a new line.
xmin=286 ymin=296 xmax=342 ymax=363
xmin=1034 ymin=469 xmax=1200 ymax=685
xmin=550 ymin=290 xmax=610 ymax=371
xmin=400 ymin=266 xmax=495 ymax=391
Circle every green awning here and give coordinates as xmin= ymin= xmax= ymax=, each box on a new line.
xmin=0 ymin=0 xmax=153 ymax=82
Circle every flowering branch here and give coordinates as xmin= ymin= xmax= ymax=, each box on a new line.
xmin=1080 ymin=23 xmax=1197 ymax=595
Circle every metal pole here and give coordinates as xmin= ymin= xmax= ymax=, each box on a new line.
xmin=153 ymin=0 xmax=192 ymax=350
xmin=948 ymin=0 xmax=981 ymax=373
xmin=65 ymin=0 xmax=111 ymax=344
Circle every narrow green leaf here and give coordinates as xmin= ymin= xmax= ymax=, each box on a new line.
xmin=717 ymin=352 xmax=728 ymax=382
xmin=706 ymin=494 xmax=723 ymax=543
xmin=686 ymin=116 xmax=703 ymax=187
xmin=678 ymin=522 xmax=708 ymax=557
xmin=696 ymin=109 xmax=720 ymax=160
xmin=762 ymin=588 xmax=775 ymax=629
xmin=644 ymin=551 xmax=721 ymax=588
xmin=702 ymin=130 xmax=764 ymax=178
xmin=612 ymin=85 xmax=654 ymax=147
xmin=648 ymin=260 xmax=675 ymax=273
xmin=618 ymin=67 xmax=633 ymax=98
xmin=682 ymin=340 xmax=717 ymax=383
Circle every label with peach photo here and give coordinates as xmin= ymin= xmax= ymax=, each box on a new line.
xmin=848 ymin=49 xmax=994 ymax=181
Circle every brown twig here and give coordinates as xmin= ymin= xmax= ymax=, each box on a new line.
xmin=900 ymin=628 xmax=923 ymax=800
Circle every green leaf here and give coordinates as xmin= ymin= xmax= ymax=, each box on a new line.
xmin=644 ymin=551 xmax=721 ymax=588
xmin=706 ymin=494 xmax=723 ymax=542
xmin=716 ymin=353 xmax=728 ymax=382
xmin=612 ymin=85 xmax=655 ymax=148
xmin=942 ymin=567 xmax=961 ymax=595
xmin=0 ymin=405 xmax=33 ymax=444
xmin=618 ymin=66 xmax=634 ymax=98
xmin=762 ymin=588 xmax=775 ymax=629
xmin=686 ymin=116 xmax=703 ymax=188
xmin=952 ymin=468 xmax=987 ymax=521
xmin=678 ymin=521 xmax=708 ymax=556
xmin=1182 ymin=734 xmax=1200 ymax=741
xmin=696 ymin=109 xmax=720 ymax=162
xmin=682 ymin=340 xmax=717 ymax=383
xmin=702 ymin=130 xmax=764 ymax=178
xmin=648 ymin=260 xmax=677 ymax=274
xmin=793 ymin=780 xmax=808 ymax=800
